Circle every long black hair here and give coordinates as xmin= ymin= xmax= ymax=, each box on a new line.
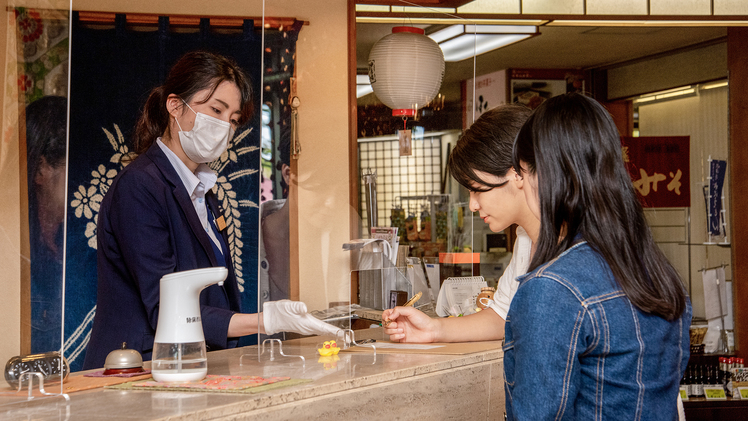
xmin=133 ymin=51 xmax=253 ymax=155
xmin=512 ymin=93 xmax=687 ymax=320
xmin=26 ymin=96 xmax=67 ymax=181
xmin=449 ymin=104 xmax=531 ymax=191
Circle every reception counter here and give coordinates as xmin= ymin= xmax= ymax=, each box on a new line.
xmin=1 ymin=329 xmax=506 ymax=420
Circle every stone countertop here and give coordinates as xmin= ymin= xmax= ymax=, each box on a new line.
xmin=0 ymin=329 xmax=505 ymax=420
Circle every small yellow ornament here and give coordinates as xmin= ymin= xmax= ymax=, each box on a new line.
xmin=317 ymin=340 xmax=340 ymax=357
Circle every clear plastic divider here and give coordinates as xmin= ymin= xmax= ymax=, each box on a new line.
xmin=1 ymin=0 xmax=72 ymax=406
xmin=253 ymin=0 xmax=351 ymax=366
xmin=354 ymin=2 xmax=494 ymax=323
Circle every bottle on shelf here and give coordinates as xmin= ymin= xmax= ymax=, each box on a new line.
xmin=697 ymin=365 xmax=705 ymax=398
xmin=736 ymin=358 xmax=744 ymax=400
xmin=719 ymin=357 xmax=730 ymax=396
xmin=680 ymin=368 xmax=688 ymax=397
xmin=708 ymin=364 xmax=719 ymax=388
xmin=687 ymin=365 xmax=697 ymax=398
xmin=690 ymin=365 xmax=698 ymax=398
xmin=727 ymin=358 xmax=735 ymax=397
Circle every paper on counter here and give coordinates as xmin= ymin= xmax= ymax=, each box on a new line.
xmin=132 ymin=375 xmax=291 ymax=390
xmin=342 ymin=339 xmax=503 ymax=355
xmin=368 ymin=343 xmax=444 ymax=350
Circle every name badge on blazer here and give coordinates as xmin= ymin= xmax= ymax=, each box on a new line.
xmin=212 ymin=200 xmax=227 ymax=231
xmin=215 ymin=215 xmax=227 ymax=231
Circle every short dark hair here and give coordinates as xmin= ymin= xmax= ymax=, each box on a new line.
xmin=512 ymin=92 xmax=687 ymax=321
xmin=134 ymin=51 xmax=253 ymax=155
xmin=448 ymin=104 xmax=531 ymax=191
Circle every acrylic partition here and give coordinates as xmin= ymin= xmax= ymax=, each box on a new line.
xmin=253 ymin=0 xmax=352 ymax=355
xmin=62 ymin=3 xmax=268 ymax=381
xmin=346 ymin=4 xmax=514 ymax=337
xmin=251 ymin=1 xmax=503 ymax=358
xmin=2 ymin=0 xmax=280 ymax=405
xmin=0 ymin=0 xmax=72 ymax=405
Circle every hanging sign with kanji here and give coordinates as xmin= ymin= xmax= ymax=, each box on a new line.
xmin=621 ymin=136 xmax=690 ymax=208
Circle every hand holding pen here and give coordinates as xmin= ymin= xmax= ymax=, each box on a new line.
xmin=381 ymin=292 xmax=439 ymax=343
xmin=383 ymin=291 xmax=422 ymax=328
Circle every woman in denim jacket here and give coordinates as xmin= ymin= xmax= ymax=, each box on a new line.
xmin=505 ymin=93 xmax=691 ymax=420
xmin=382 ymin=104 xmax=539 ymax=343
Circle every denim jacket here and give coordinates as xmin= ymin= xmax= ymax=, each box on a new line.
xmin=503 ymin=241 xmax=691 ymax=421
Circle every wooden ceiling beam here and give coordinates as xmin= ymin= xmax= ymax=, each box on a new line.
xmin=76 ymin=11 xmax=308 ymax=29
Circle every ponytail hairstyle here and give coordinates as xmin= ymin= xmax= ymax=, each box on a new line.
xmin=512 ymin=93 xmax=687 ymax=321
xmin=448 ymin=104 xmax=532 ymax=191
xmin=133 ymin=51 xmax=253 ymax=155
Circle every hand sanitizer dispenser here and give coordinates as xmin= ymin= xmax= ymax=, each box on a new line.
xmin=151 ymin=267 xmax=228 ymax=383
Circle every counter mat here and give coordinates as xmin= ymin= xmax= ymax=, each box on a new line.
xmin=107 ymin=377 xmax=312 ymax=394
xmin=341 ymin=340 xmax=503 ymax=355
xmin=2 ymin=372 xmax=153 ymax=397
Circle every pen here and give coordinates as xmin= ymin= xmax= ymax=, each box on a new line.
xmin=383 ymin=291 xmax=422 ymax=328
xmin=402 ymin=291 xmax=422 ymax=308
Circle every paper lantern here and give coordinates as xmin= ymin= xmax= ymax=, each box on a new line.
xmin=368 ymin=27 xmax=445 ymax=117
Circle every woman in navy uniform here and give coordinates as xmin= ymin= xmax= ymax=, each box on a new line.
xmin=84 ymin=51 xmax=337 ymax=369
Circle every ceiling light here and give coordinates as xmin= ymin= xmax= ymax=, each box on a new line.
xmin=391 ymin=6 xmax=456 ymax=13
xmin=355 ymin=4 xmax=390 ymax=12
xmin=355 ymin=17 xmax=547 ymax=26
xmin=548 ymin=20 xmax=748 ymax=27
xmin=356 ymin=74 xmax=374 ymax=98
xmin=655 ymin=88 xmax=695 ymax=99
xmin=428 ymin=24 xmax=464 ymax=43
xmin=427 ymin=24 xmax=538 ymax=62
xmin=701 ymin=81 xmax=728 ymax=90
xmin=633 ymin=85 xmax=697 ymax=105
xmin=357 ymin=85 xmax=374 ymax=98
xmin=439 ymin=34 xmax=532 ymax=62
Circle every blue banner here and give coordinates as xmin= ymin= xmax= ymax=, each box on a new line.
xmin=708 ymin=159 xmax=727 ymax=236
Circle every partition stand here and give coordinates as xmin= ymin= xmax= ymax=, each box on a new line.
xmin=240 ymin=339 xmax=306 ymax=368
xmin=0 ymin=372 xmax=70 ymax=402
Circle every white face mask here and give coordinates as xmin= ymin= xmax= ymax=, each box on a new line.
xmin=175 ymin=101 xmax=234 ymax=164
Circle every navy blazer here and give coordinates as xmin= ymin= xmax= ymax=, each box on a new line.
xmin=83 ymin=143 xmax=242 ymax=370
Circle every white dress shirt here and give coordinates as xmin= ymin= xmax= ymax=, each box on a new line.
xmin=157 ymin=139 xmax=223 ymax=253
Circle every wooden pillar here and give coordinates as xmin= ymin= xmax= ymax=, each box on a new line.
xmin=603 ymin=100 xmax=634 ymax=137
xmin=727 ymin=28 xmax=748 ymax=358
xmin=348 ymin=0 xmax=360 ymax=304
xmin=348 ymin=0 xmax=359 ymax=238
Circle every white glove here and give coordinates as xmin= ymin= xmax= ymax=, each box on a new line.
xmin=262 ymin=300 xmax=342 ymax=337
